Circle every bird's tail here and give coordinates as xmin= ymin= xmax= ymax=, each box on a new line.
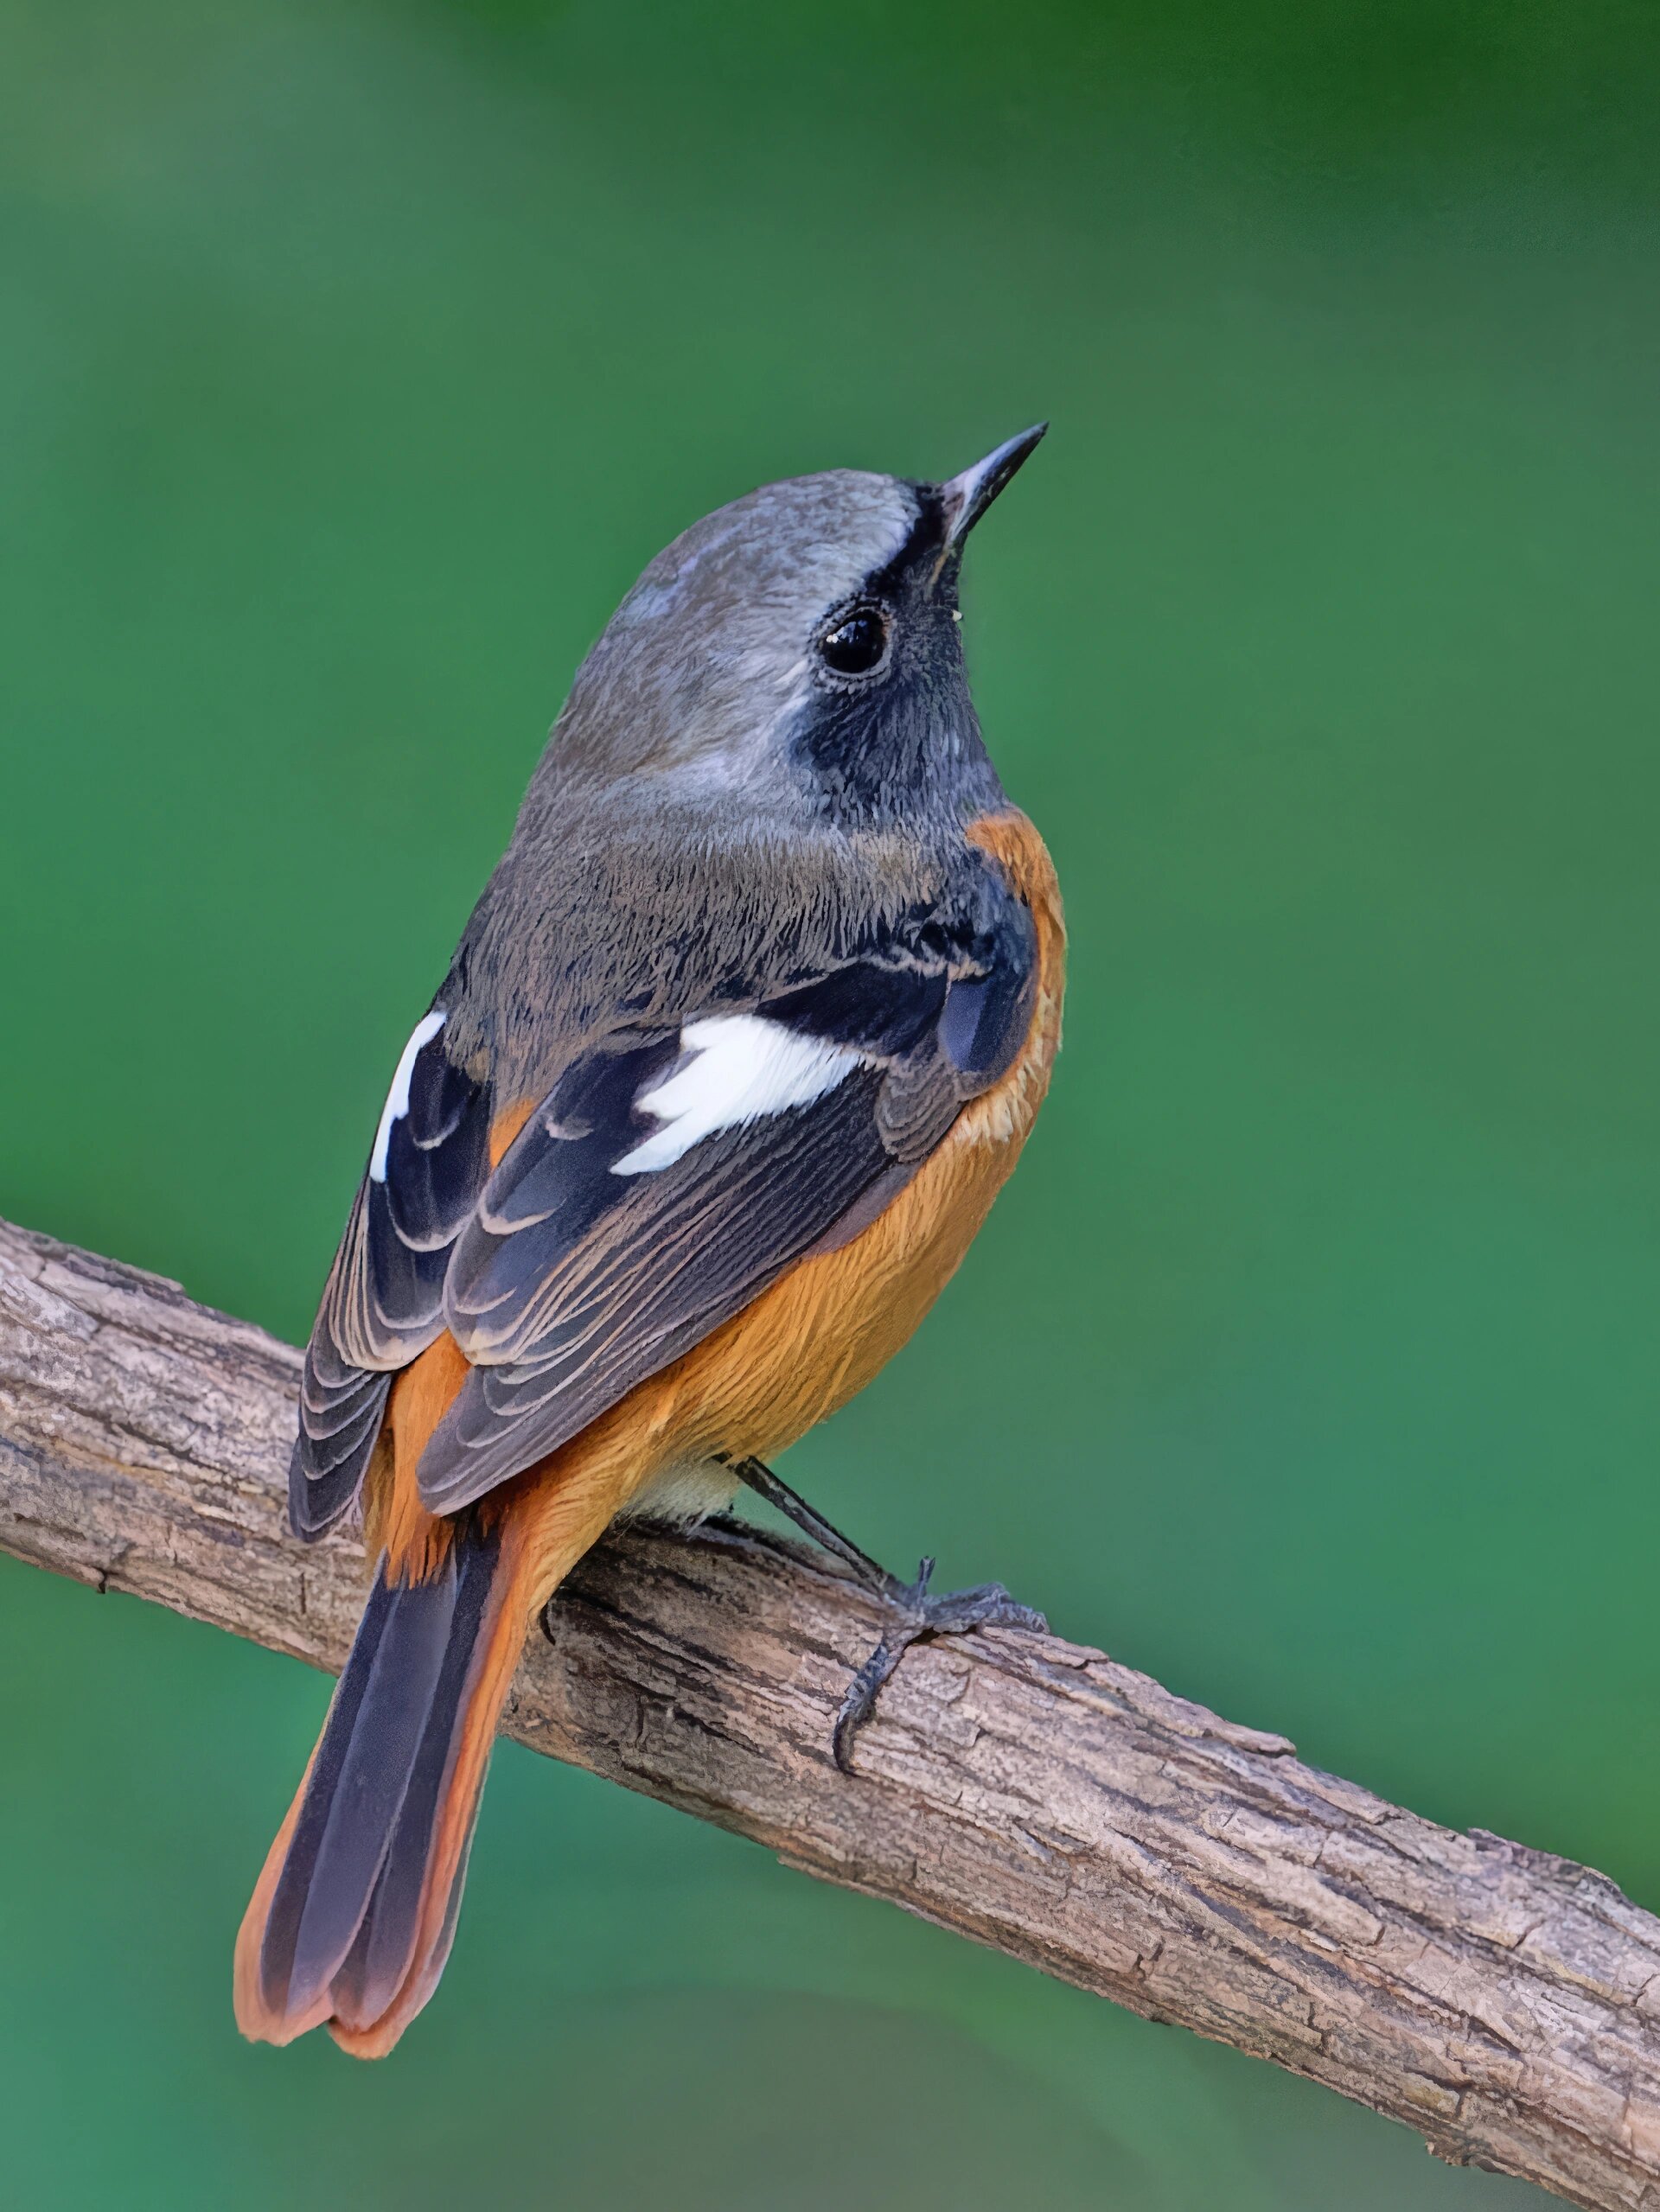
xmin=233 ymin=1515 xmax=532 ymax=2059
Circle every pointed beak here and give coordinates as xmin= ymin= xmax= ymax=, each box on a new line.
xmin=939 ymin=422 xmax=1047 ymax=549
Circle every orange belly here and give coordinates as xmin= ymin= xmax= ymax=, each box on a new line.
xmin=373 ymin=807 xmax=1064 ymax=1613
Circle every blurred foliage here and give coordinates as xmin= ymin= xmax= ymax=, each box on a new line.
xmin=3 ymin=1 xmax=1657 ymax=2204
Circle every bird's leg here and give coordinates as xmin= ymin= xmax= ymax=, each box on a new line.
xmin=726 ymin=1456 xmax=1046 ymax=1774
xmin=725 ymin=1455 xmax=908 ymax=1596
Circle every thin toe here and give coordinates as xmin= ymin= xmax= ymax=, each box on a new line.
xmin=831 ymin=1576 xmax=1045 ymax=1770
xmin=833 ymin=1628 xmax=922 ymax=1773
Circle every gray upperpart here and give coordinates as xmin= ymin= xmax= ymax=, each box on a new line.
xmin=554 ymin=469 xmax=917 ymax=786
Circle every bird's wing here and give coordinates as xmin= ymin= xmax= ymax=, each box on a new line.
xmin=418 ymin=901 xmax=1038 ymax=1514
xmin=288 ymin=865 xmax=1038 ymax=1534
xmin=290 ymin=1011 xmax=495 ymax=1536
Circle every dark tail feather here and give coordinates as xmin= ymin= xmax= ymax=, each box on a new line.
xmin=234 ymin=1521 xmax=524 ymax=2056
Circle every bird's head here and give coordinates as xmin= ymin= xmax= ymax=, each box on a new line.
xmin=548 ymin=426 xmax=1046 ymax=830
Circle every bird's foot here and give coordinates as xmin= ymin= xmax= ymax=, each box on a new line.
xmin=832 ymin=1557 xmax=1046 ymax=1774
xmin=720 ymin=1457 xmax=1045 ymax=1774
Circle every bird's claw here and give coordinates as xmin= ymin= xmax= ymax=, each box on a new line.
xmin=831 ymin=1558 xmax=1047 ymax=1774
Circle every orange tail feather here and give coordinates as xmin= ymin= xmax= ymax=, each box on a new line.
xmin=237 ymin=1323 xmax=645 ymax=2057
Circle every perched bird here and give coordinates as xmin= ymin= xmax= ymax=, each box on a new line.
xmin=234 ymin=425 xmax=1065 ymax=2057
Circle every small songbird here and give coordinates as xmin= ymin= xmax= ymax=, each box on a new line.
xmin=235 ymin=425 xmax=1065 ymax=2056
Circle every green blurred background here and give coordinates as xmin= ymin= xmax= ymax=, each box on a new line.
xmin=3 ymin=1 xmax=1657 ymax=2204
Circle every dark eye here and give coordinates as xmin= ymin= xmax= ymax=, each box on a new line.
xmin=817 ymin=604 xmax=890 ymax=678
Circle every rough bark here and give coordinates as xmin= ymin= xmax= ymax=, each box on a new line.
xmin=1 ymin=1213 xmax=1657 ymax=2209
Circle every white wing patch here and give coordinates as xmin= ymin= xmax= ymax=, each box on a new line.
xmin=369 ymin=1010 xmax=446 ymax=1182
xmin=612 ymin=1014 xmax=861 ymax=1176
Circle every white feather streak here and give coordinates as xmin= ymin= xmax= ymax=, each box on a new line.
xmin=611 ymin=1014 xmax=859 ymax=1176
xmin=369 ymin=1010 xmax=446 ymax=1182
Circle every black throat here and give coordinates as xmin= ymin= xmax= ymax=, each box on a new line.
xmin=791 ymin=484 xmax=1005 ymax=831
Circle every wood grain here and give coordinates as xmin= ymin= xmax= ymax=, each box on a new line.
xmin=2 ymin=1213 xmax=1657 ymax=2208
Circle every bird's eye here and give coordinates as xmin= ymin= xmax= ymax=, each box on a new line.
xmin=817 ymin=605 xmax=890 ymax=678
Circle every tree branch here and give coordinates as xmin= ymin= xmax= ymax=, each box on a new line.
xmin=2 ymin=1214 xmax=1657 ymax=2209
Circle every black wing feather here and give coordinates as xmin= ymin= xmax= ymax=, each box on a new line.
xmin=420 ymin=1070 xmax=890 ymax=1511
xmin=288 ymin=1018 xmax=494 ymax=1539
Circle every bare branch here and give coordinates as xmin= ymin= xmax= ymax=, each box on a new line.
xmin=2 ymin=1214 xmax=1657 ymax=2209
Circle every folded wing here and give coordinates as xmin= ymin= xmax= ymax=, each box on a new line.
xmin=288 ymin=880 xmax=1038 ymax=1533
xmin=421 ymin=914 xmax=1036 ymax=1514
